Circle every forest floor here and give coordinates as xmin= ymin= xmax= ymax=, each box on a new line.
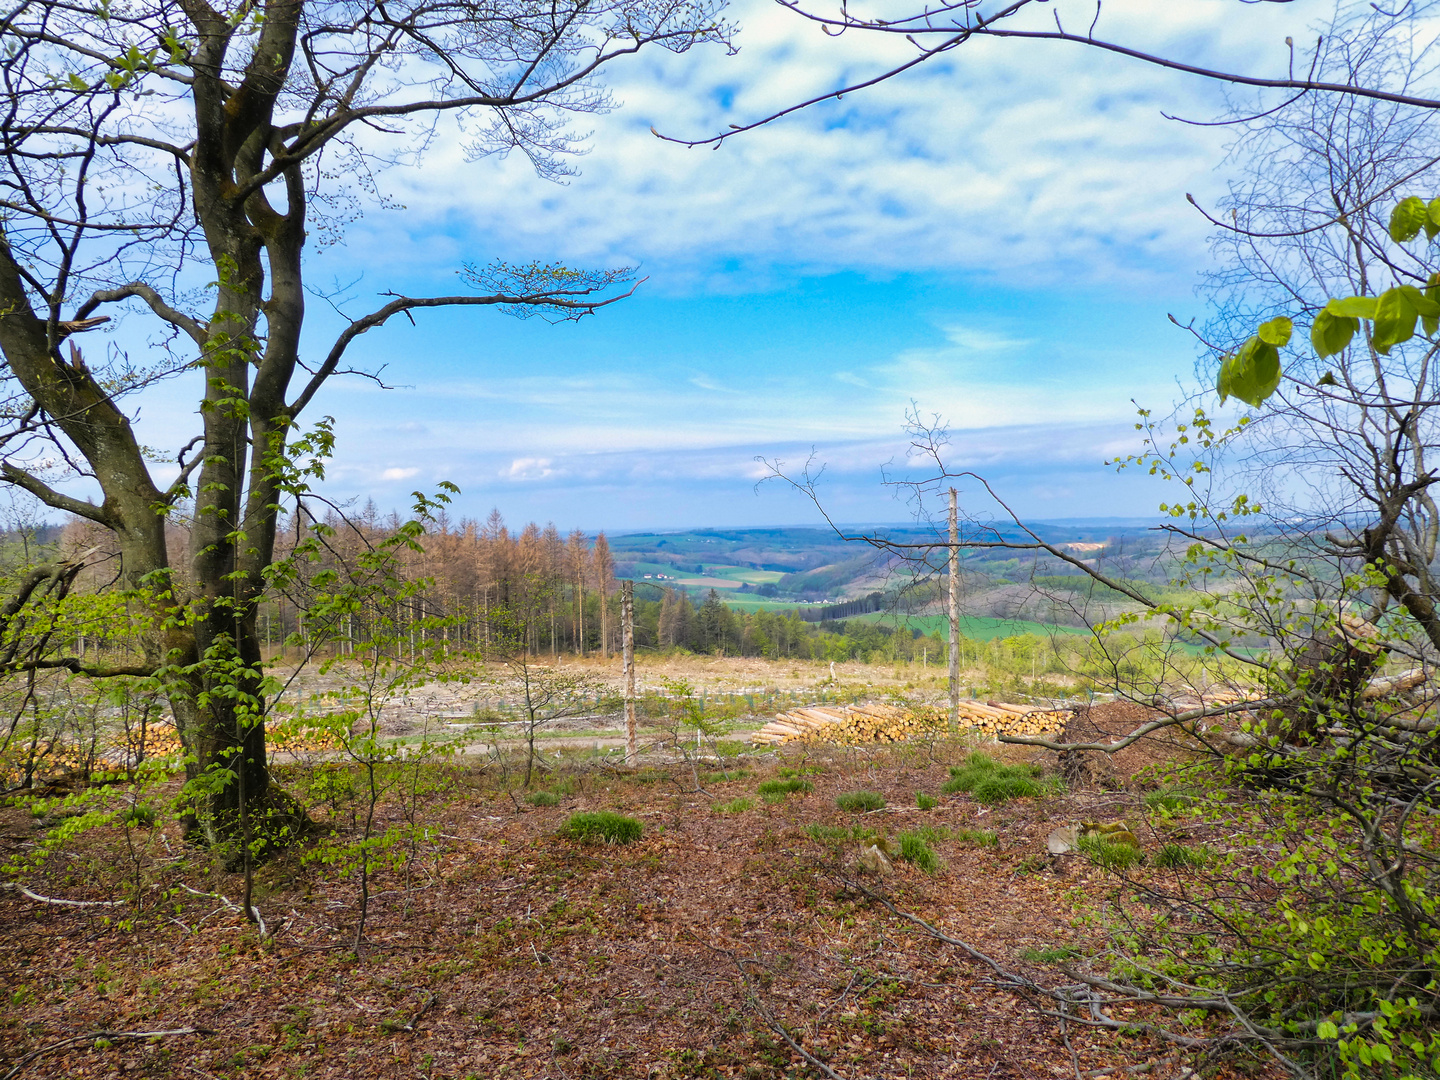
xmin=0 ymin=695 xmax=1271 ymax=1080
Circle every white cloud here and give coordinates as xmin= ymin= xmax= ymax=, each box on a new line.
xmin=504 ymin=457 xmax=557 ymax=481
xmin=380 ymin=466 xmax=420 ymax=481
xmin=328 ymin=0 xmax=1324 ymax=290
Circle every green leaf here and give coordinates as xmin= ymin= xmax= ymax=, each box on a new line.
xmin=1311 ymin=310 xmax=1358 ymax=358
xmin=1427 ymin=197 xmax=1440 ymax=227
xmin=1373 ymin=286 xmax=1420 ymax=354
xmin=1390 ymin=196 xmax=1428 ymax=242
xmin=1399 ymin=284 xmax=1440 ymax=317
xmin=1257 ymin=316 xmax=1293 ymax=346
xmin=1318 ymin=1020 xmax=1340 ymax=1040
xmin=1317 ymin=371 xmax=1338 ymax=387
xmin=1217 ymin=336 xmax=1282 ymax=407
xmin=1325 ymin=296 xmax=1379 ymax=319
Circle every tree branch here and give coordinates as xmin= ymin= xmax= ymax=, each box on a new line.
xmin=289 ymin=284 xmax=638 ymax=415
xmin=0 ymin=463 xmax=108 ymax=524
xmin=73 ymin=284 xmax=206 ymax=346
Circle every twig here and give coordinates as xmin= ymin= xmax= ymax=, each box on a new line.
xmin=741 ymin=980 xmax=867 ymax=1080
xmin=2 ymin=1027 xmax=210 ymax=1080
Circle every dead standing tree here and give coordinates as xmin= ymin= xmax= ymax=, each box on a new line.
xmin=0 ymin=0 xmax=731 ymax=849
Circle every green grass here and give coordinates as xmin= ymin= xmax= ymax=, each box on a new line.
xmin=953 ymin=827 xmax=999 ymax=848
xmin=1078 ymin=834 xmax=1143 ymax=871
xmin=558 ymin=811 xmax=644 ymax=845
xmin=835 ymin=790 xmax=886 ymax=812
xmin=1153 ymin=842 xmax=1211 ymax=869
xmin=701 ymin=769 xmax=751 ymax=785
xmin=1019 ymin=945 xmax=1080 ymax=965
xmin=895 ymin=830 xmax=940 ymax=873
xmin=712 ymin=797 xmax=755 ymax=815
xmin=916 ymin=793 xmax=938 ymax=810
xmin=757 ymin=778 xmax=813 ymax=803
xmin=806 ymin=823 xmax=882 ymax=847
xmin=942 ymin=753 xmax=1046 ymax=804
xmin=778 ymin=766 xmax=825 ymax=778
xmin=526 ymin=791 xmax=560 ymax=807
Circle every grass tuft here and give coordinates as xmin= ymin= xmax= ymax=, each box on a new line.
xmin=895 ymin=830 xmax=940 ymax=873
xmin=559 ymin=811 xmax=643 ymax=845
xmin=1019 ymin=945 xmax=1080 ymax=965
xmin=916 ymin=793 xmax=938 ymax=810
xmin=953 ymin=827 xmax=1000 ymax=848
xmin=806 ymin=823 xmax=882 ymax=847
xmin=1078 ymin=834 xmax=1143 ymax=871
xmin=526 ymin=791 xmax=561 ymax=807
xmin=1153 ymin=842 xmax=1210 ymax=869
xmin=712 ymin=797 xmax=754 ymax=815
xmin=758 ymin=778 xmax=813 ymax=803
xmin=701 ymin=769 xmax=751 ymax=785
xmin=835 ymin=790 xmax=886 ymax=813
xmin=942 ymin=752 xmax=1045 ymax=804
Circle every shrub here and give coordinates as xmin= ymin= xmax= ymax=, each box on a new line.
xmin=559 ymin=811 xmax=643 ymax=845
xmin=895 ymin=830 xmax=940 ymax=873
xmin=1153 ymin=842 xmax=1210 ymax=869
xmin=942 ymin=753 xmax=1044 ymax=804
xmin=916 ymin=792 xmax=938 ymax=810
xmin=713 ymin=797 xmax=754 ymax=815
xmin=526 ymin=791 xmax=560 ymax=807
xmin=835 ymin=790 xmax=886 ymax=812
xmin=1079 ymin=834 xmax=1143 ymax=872
xmin=757 ymin=778 xmax=812 ymax=803
xmin=118 ymin=803 xmax=158 ymax=828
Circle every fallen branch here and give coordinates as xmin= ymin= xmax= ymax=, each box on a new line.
xmin=1 ymin=1027 xmax=210 ymax=1080
xmin=1 ymin=882 xmax=124 ymax=907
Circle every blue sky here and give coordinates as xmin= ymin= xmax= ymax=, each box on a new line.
xmin=135 ymin=0 xmax=1329 ymax=532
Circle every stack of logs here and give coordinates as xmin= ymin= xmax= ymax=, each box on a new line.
xmin=750 ymin=700 xmax=1072 ymax=747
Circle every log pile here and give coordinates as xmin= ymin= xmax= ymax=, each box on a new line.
xmin=750 ymin=700 xmax=1071 ymax=746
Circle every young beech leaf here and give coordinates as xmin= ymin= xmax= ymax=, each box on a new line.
xmin=1311 ymin=310 xmax=1358 ymax=358
xmin=1390 ymin=196 xmax=1429 ymax=242
xmin=1257 ymin=316 xmax=1293 ymax=346
xmin=1317 ymin=371 xmax=1338 ymax=386
xmin=1217 ymin=336 xmax=1282 ymax=407
xmin=1428 ymin=197 xmax=1440 ymax=227
xmin=1325 ymin=296 xmax=1379 ymax=319
xmin=1398 ymin=284 xmax=1440 ymax=316
xmin=1373 ymin=286 xmax=1420 ymax=354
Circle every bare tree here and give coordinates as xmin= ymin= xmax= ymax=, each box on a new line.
xmin=0 ymin=0 xmax=731 ymax=849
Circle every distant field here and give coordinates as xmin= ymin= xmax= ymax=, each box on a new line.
xmin=720 ymin=597 xmax=827 ymax=613
xmin=622 ymin=562 xmax=789 ymax=590
xmin=845 ymin=611 xmax=1093 ymax=641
